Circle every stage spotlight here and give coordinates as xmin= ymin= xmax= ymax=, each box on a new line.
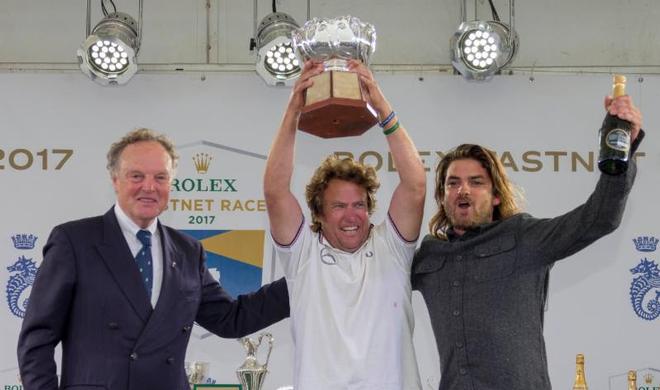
xmin=252 ymin=12 xmax=301 ymax=86
xmin=77 ymin=12 xmax=140 ymax=86
xmin=450 ymin=20 xmax=518 ymax=81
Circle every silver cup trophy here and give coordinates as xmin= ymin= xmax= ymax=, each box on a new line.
xmin=292 ymin=15 xmax=377 ymax=138
xmin=185 ymin=361 xmax=209 ymax=389
xmin=236 ymin=333 xmax=274 ymax=390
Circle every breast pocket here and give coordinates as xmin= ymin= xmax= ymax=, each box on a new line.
xmin=472 ymin=234 xmax=517 ymax=282
xmin=412 ymin=256 xmax=448 ymax=290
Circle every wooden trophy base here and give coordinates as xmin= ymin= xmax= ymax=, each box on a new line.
xmin=298 ymin=70 xmax=378 ymax=138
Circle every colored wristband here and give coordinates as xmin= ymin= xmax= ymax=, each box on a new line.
xmin=379 ymin=111 xmax=396 ymax=128
xmin=383 ymin=121 xmax=400 ymax=136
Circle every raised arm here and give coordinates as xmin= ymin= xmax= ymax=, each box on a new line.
xmin=264 ymin=61 xmax=324 ymax=245
xmin=349 ymin=60 xmax=426 ymax=241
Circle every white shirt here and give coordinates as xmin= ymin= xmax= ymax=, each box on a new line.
xmin=114 ymin=204 xmax=163 ymax=307
xmin=274 ymin=215 xmax=422 ymax=390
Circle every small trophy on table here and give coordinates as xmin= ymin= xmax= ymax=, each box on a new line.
xmin=292 ymin=15 xmax=378 ymax=138
xmin=236 ymin=333 xmax=274 ymax=390
xmin=185 ymin=361 xmax=209 ymax=389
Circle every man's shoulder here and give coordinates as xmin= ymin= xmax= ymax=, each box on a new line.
xmin=55 ymin=214 xmax=105 ymax=233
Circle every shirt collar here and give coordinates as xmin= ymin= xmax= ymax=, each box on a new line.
xmin=446 ymin=220 xmax=501 ymax=242
xmin=114 ymin=203 xmax=158 ymax=237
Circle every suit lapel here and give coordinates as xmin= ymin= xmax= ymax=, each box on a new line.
xmin=96 ymin=208 xmax=153 ymax=323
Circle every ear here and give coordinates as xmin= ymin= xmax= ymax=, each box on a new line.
xmin=111 ymin=174 xmax=120 ymax=193
xmin=492 ymin=194 xmax=501 ymax=207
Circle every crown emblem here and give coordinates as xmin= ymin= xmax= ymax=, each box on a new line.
xmin=633 ymin=236 xmax=658 ymax=252
xmin=645 ymin=373 xmax=654 ymax=384
xmin=11 ymin=234 xmax=38 ymax=250
xmin=192 ymin=153 xmax=213 ymax=174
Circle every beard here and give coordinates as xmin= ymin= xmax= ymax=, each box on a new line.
xmin=445 ymin=199 xmax=494 ymax=231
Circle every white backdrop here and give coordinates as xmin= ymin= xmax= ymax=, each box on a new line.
xmin=1 ymin=71 xmax=658 ymax=390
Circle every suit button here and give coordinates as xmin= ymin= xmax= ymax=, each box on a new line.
xmin=129 ymin=352 xmax=138 ymax=360
xmin=452 ymin=309 xmax=461 ymax=316
xmin=451 ymin=280 xmax=460 ymax=287
xmin=166 ymin=357 xmax=175 ymax=364
xmin=108 ymin=322 xmax=119 ymax=330
xmin=460 ymin=368 xmax=468 ymax=375
xmin=183 ymin=325 xmax=192 ymax=332
xmin=455 ymin=341 xmax=464 ymax=348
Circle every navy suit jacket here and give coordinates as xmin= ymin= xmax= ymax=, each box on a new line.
xmin=17 ymin=208 xmax=289 ymax=390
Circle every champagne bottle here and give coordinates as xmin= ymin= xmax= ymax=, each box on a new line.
xmin=598 ymin=75 xmax=632 ymax=175
xmin=627 ymin=370 xmax=637 ymax=390
xmin=572 ymin=354 xmax=588 ymax=390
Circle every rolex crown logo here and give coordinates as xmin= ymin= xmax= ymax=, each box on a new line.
xmin=11 ymin=234 xmax=38 ymax=250
xmin=633 ymin=236 xmax=658 ymax=252
xmin=645 ymin=373 xmax=653 ymax=384
xmin=193 ymin=153 xmax=213 ymax=174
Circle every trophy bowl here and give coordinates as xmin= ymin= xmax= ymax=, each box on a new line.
xmin=292 ymin=15 xmax=378 ymax=138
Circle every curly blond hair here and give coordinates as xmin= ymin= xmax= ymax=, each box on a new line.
xmin=305 ymin=155 xmax=380 ymax=232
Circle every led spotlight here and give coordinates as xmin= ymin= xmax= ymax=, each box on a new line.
xmin=77 ymin=12 xmax=139 ymax=86
xmin=253 ymin=12 xmax=301 ymax=86
xmin=451 ymin=20 xmax=518 ymax=81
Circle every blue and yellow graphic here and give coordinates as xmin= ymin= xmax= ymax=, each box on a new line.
xmin=182 ymin=230 xmax=264 ymax=298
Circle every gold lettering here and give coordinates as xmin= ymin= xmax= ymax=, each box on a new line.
xmin=499 ymin=151 xmax=518 ymax=172
xmin=181 ymin=199 xmax=193 ymax=211
xmin=359 ymin=151 xmax=383 ymax=170
xmin=220 ymin=199 xmax=231 ymax=211
xmin=330 ymin=149 xmax=642 ymax=173
xmin=418 ymin=151 xmax=432 ymax=172
xmin=334 ymin=151 xmax=354 ymax=160
xmin=571 ymin=151 xmax=594 ymax=172
xmin=545 ymin=151 xmax=567 ymax=172
xmin=387 ymin=152 xmax=396 ymax=172
xmin=522 ymin=151 xmax=542 ymax=172
xmin=215 ymin=199 xmax=267 ymax=212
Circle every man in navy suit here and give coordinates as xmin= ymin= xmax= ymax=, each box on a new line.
xmin=17 ymin=128 xmax=289 ymax=390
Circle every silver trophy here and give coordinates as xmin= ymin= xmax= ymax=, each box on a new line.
xmin=291 ymin=15 xmax=378 ymax=138
xmin=185 ymin=361 xmax=209 ymax=389
xmin=236 ymin=333 xmax=274 ymax=390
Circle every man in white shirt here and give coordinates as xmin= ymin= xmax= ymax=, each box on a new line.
xmin=264 ymin=60 xmax=427 ymax=390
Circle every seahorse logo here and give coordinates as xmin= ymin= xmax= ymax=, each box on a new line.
xmin=629 ymin=258 xmax=660 ymax=321
xmin=6 ymin=255 xmax=39 ymax=318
